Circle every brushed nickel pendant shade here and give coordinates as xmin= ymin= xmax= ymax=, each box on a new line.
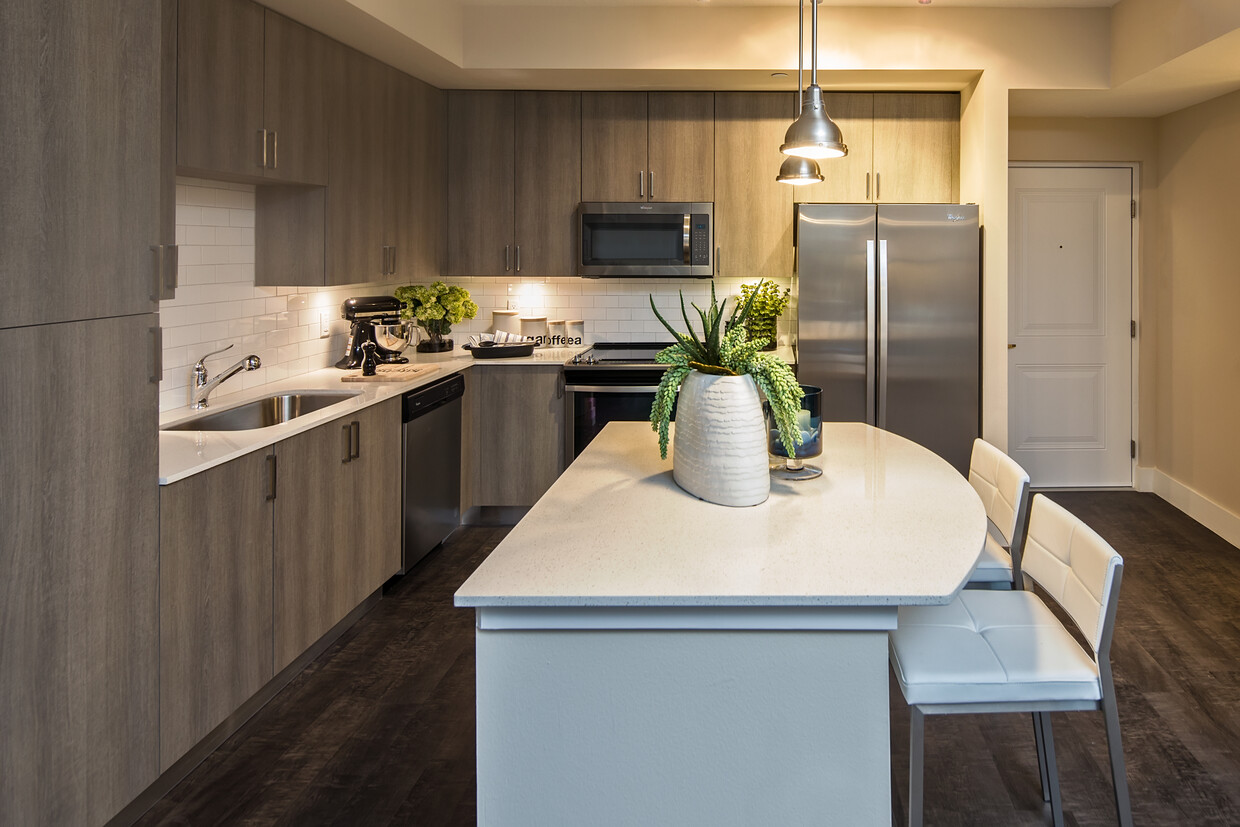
xmin=777 ymin=0 xmax=823 ymax=184
xmin=780 ymin=0 xmax=847 ymax=161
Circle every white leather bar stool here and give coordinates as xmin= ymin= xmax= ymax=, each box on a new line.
xmin=889 ymin=494 xmax=1133 ymax=827
xmin=964 ymin=438 xmax=1031 ymax=589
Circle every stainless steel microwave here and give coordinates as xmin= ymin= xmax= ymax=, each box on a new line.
xmin=577 ymin=202 xmax=713 ymax=278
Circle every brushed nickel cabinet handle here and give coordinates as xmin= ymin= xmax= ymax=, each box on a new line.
xmin=649 ymin=170 xmax=655 ymax=200
xmin=876 ymin=171 xmax=881 ymax=201
xmin=505 ymin=244 xmax=511 ymax=272
xmin=350 ymin=420 xmax=360 ymax=460
xmin=271 ymin=130 xmax=278 ymax=169
xmin=342 ymin=424 xmax=352 ymax=464
xmin=866 ymin=172 xmax=871 ymax=201
xmin=639 ymin=171 xmax=644 ymax=198
xmin=259 ymin=129 xmax=268 ymax=168
xmin=515 ymin=245 xmax=521 ymax=273
xmin=266 ymin=454 xmax=277 ymax=501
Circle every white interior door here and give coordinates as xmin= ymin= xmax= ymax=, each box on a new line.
xmin=1008 ymin=166 xmax=1133 ymax=487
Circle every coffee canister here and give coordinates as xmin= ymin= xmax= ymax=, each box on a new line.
xmin=547 ymin=320 xmax=566 ymax=345
xmin=519 ymin=316 xmax=548 ymax=343
xmin=492 ymin=310 xmax=520 ymax=335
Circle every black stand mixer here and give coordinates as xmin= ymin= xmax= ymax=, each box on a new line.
xmin=335 ymin=296 xmax=411 ymax=369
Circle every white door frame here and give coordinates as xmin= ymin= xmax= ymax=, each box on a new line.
xmin=1007 ymin=161 xmax=1141 ymax=488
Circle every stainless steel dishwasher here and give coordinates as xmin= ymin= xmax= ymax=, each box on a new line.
xmin=401 ymin=373 xmax=464 ymax=573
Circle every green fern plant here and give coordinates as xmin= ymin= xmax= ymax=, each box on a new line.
xmin=649 ymin=281 xmax=804 ymax=460
xmin=739 ymin=281 xmax=791 ymax=351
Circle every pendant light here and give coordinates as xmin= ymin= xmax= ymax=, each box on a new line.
xmin=777 ymin=0 xmax=824 ymax=185
xmin=780 ymin=0 xmax=847 ymax=160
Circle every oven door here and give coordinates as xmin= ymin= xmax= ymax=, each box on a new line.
xmin=564 ymin=382 xmax=677 ymax=460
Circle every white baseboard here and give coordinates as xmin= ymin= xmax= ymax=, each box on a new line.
xmin=1139 ymin=467 xmax=1240 ymax=550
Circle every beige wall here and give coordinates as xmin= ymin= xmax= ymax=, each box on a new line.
xmin=1152 ymin=88 xmax=1240 ymax=517
xmin=1008 ymin=116 xmax=1159 ymax=464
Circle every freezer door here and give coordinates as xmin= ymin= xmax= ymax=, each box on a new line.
xmin=795 ymin=204 xmax=877 ymax=423
xmin=877 ymin=204 xmax=979 ymax=474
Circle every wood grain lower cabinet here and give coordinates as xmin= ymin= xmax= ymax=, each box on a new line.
xmin=0 ymin=315 xmax=159 ymax=826
xmin=158 ymin=450 xmax=274 ymax=771
xmin=474 ymin=367 xmax=565 ymax=506
xmin=274 ymin=399 xmax=401 ymax=670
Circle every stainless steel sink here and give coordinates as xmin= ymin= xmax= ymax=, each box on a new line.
xmin=162 ymin=391 xmax=360 ymax=432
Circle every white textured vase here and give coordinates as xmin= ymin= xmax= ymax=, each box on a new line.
xmin=672 ymin=371 xmax=771 ymax=507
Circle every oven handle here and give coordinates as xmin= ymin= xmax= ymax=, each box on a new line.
xmin=564 ymin=384 xmax=663 ymax=393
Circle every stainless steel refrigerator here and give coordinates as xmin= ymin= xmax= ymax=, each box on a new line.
xmin=795 ymin=203 xmax=980 ymax=473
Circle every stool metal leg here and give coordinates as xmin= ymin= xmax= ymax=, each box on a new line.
xmin=1100 ymin=675 xmax=1134 ymax=827
xmin=1032 ymin=711 xmax=1051 ymax=801
xmin=1035 ymin=712 xmax=1065 ymax=827
xmin=909 ymin=707 xmax=925 ymax=827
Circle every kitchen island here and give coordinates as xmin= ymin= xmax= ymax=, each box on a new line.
xmin=455 ymin=421 xmax=986 ymax=826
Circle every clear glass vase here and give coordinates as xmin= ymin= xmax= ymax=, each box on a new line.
xmin=764 ymin=384 xmax=823 ymax=481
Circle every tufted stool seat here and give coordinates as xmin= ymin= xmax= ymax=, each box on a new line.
xmin=892 ymin=591 xmax=1101 ymax=706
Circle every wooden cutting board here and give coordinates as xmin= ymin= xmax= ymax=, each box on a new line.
xmin=340 ymin=363 xmax=440 ymax=383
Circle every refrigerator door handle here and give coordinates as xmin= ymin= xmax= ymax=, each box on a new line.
xmin=866 ymin=239 xmax=877 ymax=425
xmin=877 ymin=238 xmax=889 ymax=429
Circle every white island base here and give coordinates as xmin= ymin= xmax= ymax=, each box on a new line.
xmin=475 ymin=608 xmax=895 ymax=826
xmin=457 ymin=422 xmax=986 ymax=826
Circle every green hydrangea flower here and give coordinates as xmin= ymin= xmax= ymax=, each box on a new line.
xmin=394 ymin=282 xmax=478 ymax=338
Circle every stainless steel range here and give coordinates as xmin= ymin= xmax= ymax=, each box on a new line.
xmin=563 ymin=342 xmax=676 ymax=459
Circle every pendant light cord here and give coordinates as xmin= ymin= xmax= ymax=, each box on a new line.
xmin=797 ymin=0 xmax=804 ymax=115
xmin=810 ymin=0 xmax=818 ymax=88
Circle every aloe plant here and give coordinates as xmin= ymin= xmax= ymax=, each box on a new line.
xmin=649 ymin=281 xmax=804 ymax=459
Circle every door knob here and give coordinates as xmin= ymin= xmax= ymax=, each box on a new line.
xmin=1008 ymin=343 xmax=1016 ymax=349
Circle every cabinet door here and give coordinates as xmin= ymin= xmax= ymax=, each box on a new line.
xmin=350 ymin=399 xmax=402 ymax=593
xmin=158 ymin=451 xmax=273 ymax=771
xmin=273 ymin=416 xmax=356 ymax=670
xmin=326 ymin=43 xmax=386 ymax=284
xmin=0 ymin=315 xmax=159 ymax=825
xmin=385 ymin=67 xmax=416 ymax=281
xmin=647 ymin=92 xmax=714 ymax=203
xmin=446 ymin=91 xmax=516 ymax=276
xmin=582 ymin=92 xmax=648 ymax=202
xmin=475 ymin=367 xmax=565 ymax=506
xmin=515 ymin=91 xmax=581 ymax=277
xmin=263 ymin=9 xmax=329 ymax=185
xmin=795 ymin=93 xmax=874 ymax=205
xmin=408 ymin=79 xmax=447 ymax=282
xmin=1 ymin=0 xmax=161 ymax=328
xmin=872 ymin=93 xmax=959 ymax=204
xmin=714 ymin=93 xmax=795 ymax=279
xmin=176 ymin=0 xmax=265 ymax=178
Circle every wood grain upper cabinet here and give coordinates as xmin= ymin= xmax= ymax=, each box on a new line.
xmin=475 ymin=366 xmax=565 ymax=506
xmin=262 ymin=9 xmax=329 ymax=185
xmin=446 ymin=91 xmax=516 ymax=276
xmin=158 ymin=450 xmax=274 ymax=772
xmin=515 ymin=91 xmax=581 ymax=276
xmin=448 ymin=91 xmax=580 ymax=277
xmin=714 ymin=93 xmax=795 ymax=279
xmin=582 ymin=92 xmax=713 ymax=203
xmin=871 ymin=93 xmax=959 ymax=204
xmin=794 ymin=93 xmax=874 ymax=206
xmin=177 ymin=0 xmax=329 ymax=184
xmin=0 ymin=315 xmax=159 ymax=826
xmin=325 ymin=43 xmax=386 ymax=284
xmin=1 ymin=0 xmax=161 ymax=328
xmin=405 ymin=78 xmax=447 ymax=282
xmin=647 ymin=92 xmax=714 ymax=203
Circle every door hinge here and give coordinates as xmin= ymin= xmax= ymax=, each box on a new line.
xmin=1131 ymin=440 xmax=1137 ymax=459
xmin=1131 ymin=199 xmax=1137 ymax=218
xmin=1131 ymin=319 xmax=1137 ymax=338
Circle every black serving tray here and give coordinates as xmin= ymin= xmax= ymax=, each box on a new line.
xmin=464 ymin=341 xmax=536 ymax=359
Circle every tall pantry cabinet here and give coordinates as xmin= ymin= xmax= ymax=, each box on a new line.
xmin=0 ymin=1 xmax=163 ymax=826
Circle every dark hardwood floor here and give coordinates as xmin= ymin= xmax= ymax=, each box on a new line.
xmin=136 ymin=493 xmax=1240 ymax=826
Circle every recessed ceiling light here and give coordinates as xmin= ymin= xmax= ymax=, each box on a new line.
xmin=771 ymin=72 xmax=789 ymax=78
xmin=918 ymin=0 xmax=932 ymax=5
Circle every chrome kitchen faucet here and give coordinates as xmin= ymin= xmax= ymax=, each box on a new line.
xmin=190 ymin=344 xmax=261 ymax=409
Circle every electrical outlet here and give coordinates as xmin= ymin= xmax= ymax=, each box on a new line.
xmin=508 ymin=298 xmax=520 ymax=310
xmin=319 ymin=313 xmax=330 ymax=338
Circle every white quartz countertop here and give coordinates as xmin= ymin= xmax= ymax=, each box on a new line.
xmin=455 ymin=421 xmax=987 ymax=608
xmin=158 ymin=346 xmax=585 ymax=485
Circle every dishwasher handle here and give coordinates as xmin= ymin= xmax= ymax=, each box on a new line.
xmin=402 ymin=373 xmax=465 ymax=422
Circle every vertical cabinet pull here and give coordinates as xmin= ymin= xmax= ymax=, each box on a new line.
xmin=505 ymin=244 xmax=511 ymax=272
xmin=875 ymin=172 xmax=881 ymax=201
xmin=259 ymin=129 xmax=268 ymax=168
xmin=865 ymin=172 xmax=871 ymax=201
xmin=638 ymin=170 xmax=644 ymax=198
xmin=350 ymin=421 xmax=361 ymax=460
xmin=649 ymin=171 xmax=655 ymax=200
xmin=515 ymin=245 xmax=521 ymax=273
xmin=342 ymin=424 xmax=352 ymax=463
xmin=265 ymin=454 xmax=278 ymax=501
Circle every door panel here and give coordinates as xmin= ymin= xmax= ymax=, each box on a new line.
xmin=515 ymin=91 xmax=581 ymax=276
xmin=647 ymin=92 xmax=714 ymax=203
xmin=446 ymin=90 xmax=516 ymax=276
xmin=1008 ymin=166 xmax=1133 ymax=486
xmin=872 ymin=93 xmax=959 ymax=204
xmin=582 ymin=92 xmax=647 ymax=202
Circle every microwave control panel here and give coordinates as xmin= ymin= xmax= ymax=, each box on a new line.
xmin=690 ymin=214 xmax=710 ymax=265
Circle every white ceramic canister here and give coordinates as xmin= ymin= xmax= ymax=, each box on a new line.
xmin=492 ymin=310 xmax=520 ymax=335
xmin=519 ymin=316 xmax=548 ymax=344
xmin=546 ymin=320 xmax=566 ymax=346
xmin=565 ymin=319 xmax=585 ymax=344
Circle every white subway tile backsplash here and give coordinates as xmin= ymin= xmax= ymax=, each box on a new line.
xmin=160 ymin=178 xmax=796 ymax=412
